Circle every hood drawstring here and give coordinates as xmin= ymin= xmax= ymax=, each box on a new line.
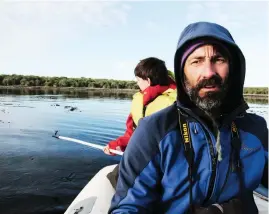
xmin=194 ymin=123 xmax=198 ymax=134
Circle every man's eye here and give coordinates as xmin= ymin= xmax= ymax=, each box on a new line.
xmin=215 ymin=57 xmax=226 ymax=63
xmin=191 ymin=60 xmax=201 ymax=65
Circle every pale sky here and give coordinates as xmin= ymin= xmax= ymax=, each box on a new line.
xmin=0 ymin=0 xmax=268 ymax=87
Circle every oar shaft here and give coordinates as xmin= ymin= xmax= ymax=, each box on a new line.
xmin=57 ymin=136 xmax=123 ymax=156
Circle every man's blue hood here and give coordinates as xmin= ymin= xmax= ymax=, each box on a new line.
xmin=174 ymin=22 xmax=246 ymax=114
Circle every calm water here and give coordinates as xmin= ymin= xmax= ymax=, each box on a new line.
xmin=0 ymin=89 xmax=268 ymax=214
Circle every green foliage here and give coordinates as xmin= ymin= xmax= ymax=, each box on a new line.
xmin=243 ymin=87 xmax=268 ymax=95
xmin=2 ymin=74 xmax=265 ymax=94
xmin=0 ymin=74 xmax=138 ymax=90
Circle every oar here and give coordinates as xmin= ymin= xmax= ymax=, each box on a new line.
xmin=52 ymin=131 xmax=123 ymax=156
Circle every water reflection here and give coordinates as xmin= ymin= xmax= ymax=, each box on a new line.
xmin=0 ymin=88 xmax=134 ymax=99
xmin=244 ymin=97 xmax=268 ymax=104
xmin=1 ymin=88 xmax=268 ymax=104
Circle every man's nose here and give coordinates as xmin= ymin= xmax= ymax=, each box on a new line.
xmin=202 ymin=61 xmax=216 ymax=79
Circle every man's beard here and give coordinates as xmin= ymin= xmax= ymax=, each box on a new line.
xmin=184 ymin=75 xmax=229 ymax=112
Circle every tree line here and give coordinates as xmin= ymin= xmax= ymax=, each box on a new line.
xmin=243 ymin=87 xmax=268 ymax=95
xmin=0 ymin=74 xmax=268 ymax=94
xmin=0 ymin=74 xmax=139 ymax=90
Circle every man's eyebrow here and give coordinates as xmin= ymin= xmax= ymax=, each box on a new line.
xmin=213 ymin=53 xmax=226 ymax=57
xmin=187 ymin=53 xmax=226 ymax=61
xmin=187 ymin=56 xmax=205 ymax=61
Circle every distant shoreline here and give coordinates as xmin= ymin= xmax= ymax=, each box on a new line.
xmin=0 ymin=86 xmax=268 ymax=99
xmin=243 ymin=94 xmax=268 ymax=99
xmin=0 ymin=86 xmax=137 ymax=93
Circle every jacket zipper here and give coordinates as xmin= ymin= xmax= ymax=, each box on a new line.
xmin=203 ymin=131 xmax=217 ymax=203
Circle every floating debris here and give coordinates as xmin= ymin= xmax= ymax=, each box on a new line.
xmin=64 ymin=106 xmax=79 ymax=112
xmin=1 ymin=109 xmax=9 ymax=113
xmin=70 ymin=107 xmax=77 ymax=111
